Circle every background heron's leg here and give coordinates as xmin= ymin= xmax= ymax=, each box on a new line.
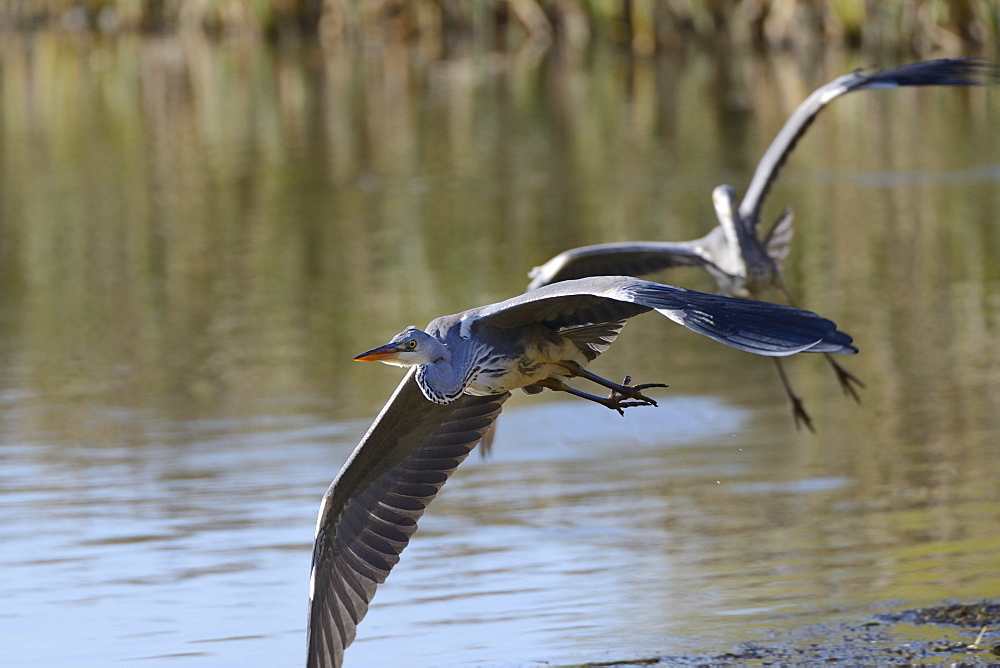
xmin=554 ymin=361 xmax=667 ymax=403
xmin=776 ymin=284 xmax=864 ymax=404
xmin=772 ymin=358 xmax=815 ymax=432
xmin=824 ymin=353 xmax=864 ymax=402
xmin=533 ymin=378 xmax=657 ymax=415
xmin=777 ymin=282 xmax=799 ymax=308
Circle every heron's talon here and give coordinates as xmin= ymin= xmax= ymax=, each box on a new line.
xmin=607 ymin=395 xmax=658 ymax=410
xmin=834 ymin=364 xmax=864 ymax=403
xmin=611 ymin=399 xmax=653 ymax=411
xmin=603 ymin=382 xmax=659 ymax=412
xmin=790 ymin=397 xmax=815 ymax=433
xmin=630 ymin=382 xmax=668 ymax=392
xmin=607 ymin=377 xmax=666 ymax=407
xmin=607 ymin=391 xmax=658 ymax=409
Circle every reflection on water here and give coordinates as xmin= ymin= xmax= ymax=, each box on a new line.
xmin=0 ymin=33 xmax=998 ymax=665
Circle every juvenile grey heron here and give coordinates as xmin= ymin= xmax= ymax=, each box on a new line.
xmin=527 ymin=58 xmax=999 ymax=430
xmin=307 ymin=276 xmax=856 ymax=666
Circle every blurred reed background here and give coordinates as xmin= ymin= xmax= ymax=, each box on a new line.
xmin=0 ymin=8 xmax=997 ymax=436
xmin=1 ymin=0 xmax=997 ymax=57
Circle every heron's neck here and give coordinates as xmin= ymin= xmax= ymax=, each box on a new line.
xmin=713 ymin=188 xmax=751 ymax=277
xmin=413 ymin=339 xmax=486 ymax=405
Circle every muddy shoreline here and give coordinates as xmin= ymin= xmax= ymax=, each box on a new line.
xmin=575 ymin=602 xmax=1000 ymax=666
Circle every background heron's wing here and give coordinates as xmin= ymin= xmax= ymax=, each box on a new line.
xmin=526 ymin=239 xmax=715 ymax=290
xmin=307 ymin=369 xmax=508 ymax=667
xmin=739 ymin=58 xmax=998 ymax=230
xmin=763 ymin=207 xmax=794 ymax=267
xmin=470 ymin=276 xmax=856 ymax=357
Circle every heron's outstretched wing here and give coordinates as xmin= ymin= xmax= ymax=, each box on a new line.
xmin=307 ymin=369 xmax=508 ymax=667
xmin=526 ymin=238 xmax=716 ymax=291
xmin=739 ymin=58 xmax=999 ymax=229
xmin=468 ymin=276 xmax=856 ymax=357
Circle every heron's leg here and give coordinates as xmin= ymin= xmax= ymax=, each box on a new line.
xmin=773 ymin=358 xmax=815 ymax=433
xmin=533 ymin=378 xmax=657 ymax=416
xmin=777 ymin=283 xmax=799 ymax=308
xmin=824 ymin=354 xmax=864 ymax=402
xmin=554 ymin=361 xmax=667 ymax=405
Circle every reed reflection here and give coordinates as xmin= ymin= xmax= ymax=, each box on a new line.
xmin=0 ymin=33 xmax=996 ymax=440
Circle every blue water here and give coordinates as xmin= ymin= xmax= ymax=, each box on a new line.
xmin=5 ymin=388 xmax=997 ymax=666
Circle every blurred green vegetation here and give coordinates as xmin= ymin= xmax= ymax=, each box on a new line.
xmin=1 ymin=0 xmax=997 ymax=57
xmin=0 ymin=31 xmax=997 ymax=449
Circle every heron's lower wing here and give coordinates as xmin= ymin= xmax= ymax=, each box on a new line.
xmin=527 ymin=240 xmax=714 ymax=290
xmin=307 ymin=370 xmax=508 ymax=667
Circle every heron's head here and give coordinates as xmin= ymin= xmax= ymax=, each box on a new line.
xmin=353 ymin=327 xmax=446 ymax=367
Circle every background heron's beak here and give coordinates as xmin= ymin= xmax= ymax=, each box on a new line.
xmin=353 ymin=343 xmax=402 ymax=362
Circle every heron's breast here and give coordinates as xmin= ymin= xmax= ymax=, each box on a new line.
xmin=464 ymin=337 xmax=585 ymax=396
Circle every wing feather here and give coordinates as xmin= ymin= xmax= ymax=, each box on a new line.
xmin=740 ymin=58 xmax=999 ymax=229
xmin=307 ymin=370 xmax=508 ymax=667
xmin=763 ymin=207 xmax=794 ymax=266
xmin=527 ymin=239 xmax=715 ymax=290
xmin=559 ymin=320 xmax=628 ymax=361
xmin=467 ymin=276 xmax=855 ymax=358
xmin=628 ymin=281 xmax=856 ymax=356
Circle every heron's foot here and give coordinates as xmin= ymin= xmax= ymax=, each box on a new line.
xmin=556 ymin=361 xmax=667 ymax=409
xmin=789 ymin=394 xmax=815 ymax=433
xmin=604 ymin=398 xmax=657 ymax=416
xmin=534 ymin=376 xmax=660 ymax=414
xmin=829 ymin=359 xmax=864 ymax=403
xmin=607 ymin=375 xmax=667 ymax=407
xmin=772 ymin=358 xmax=815 ymax=433
xmin=602 ymin=376 xmax=668 ymax=415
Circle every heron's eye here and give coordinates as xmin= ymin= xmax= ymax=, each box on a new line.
xmin=407 ymin=340 xmax=417 ymax=349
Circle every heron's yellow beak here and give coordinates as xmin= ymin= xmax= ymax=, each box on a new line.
xmin=353 ymin=342 xmax=403 ymax=362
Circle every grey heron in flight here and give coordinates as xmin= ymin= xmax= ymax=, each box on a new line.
xmin=307 ymin=276 xmax=856 ymax=666
xmin=527 ymin=58 xmax=999 ymax=431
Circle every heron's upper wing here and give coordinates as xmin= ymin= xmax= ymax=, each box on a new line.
xmin=307 ymin=369 xmax=508 ymax=667
xmin=468 ymin=276 xmax=856 ymax=357
xmin=739 ymin=58 xmax=998 ymax=229
xmin=526 ymin=238 xmax=716 ymax=291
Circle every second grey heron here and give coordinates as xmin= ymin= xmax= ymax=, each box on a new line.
xmin=307 ymin=275 xmax=857 ymax=666
xmin=526 ymin=58 xmax=999 ymax=430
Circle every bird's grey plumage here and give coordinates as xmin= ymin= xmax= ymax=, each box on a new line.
xmin=526 ymin=238 xmax=716 ymax=289
xmin=308 ymin=276 xmax=857 ymax=666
